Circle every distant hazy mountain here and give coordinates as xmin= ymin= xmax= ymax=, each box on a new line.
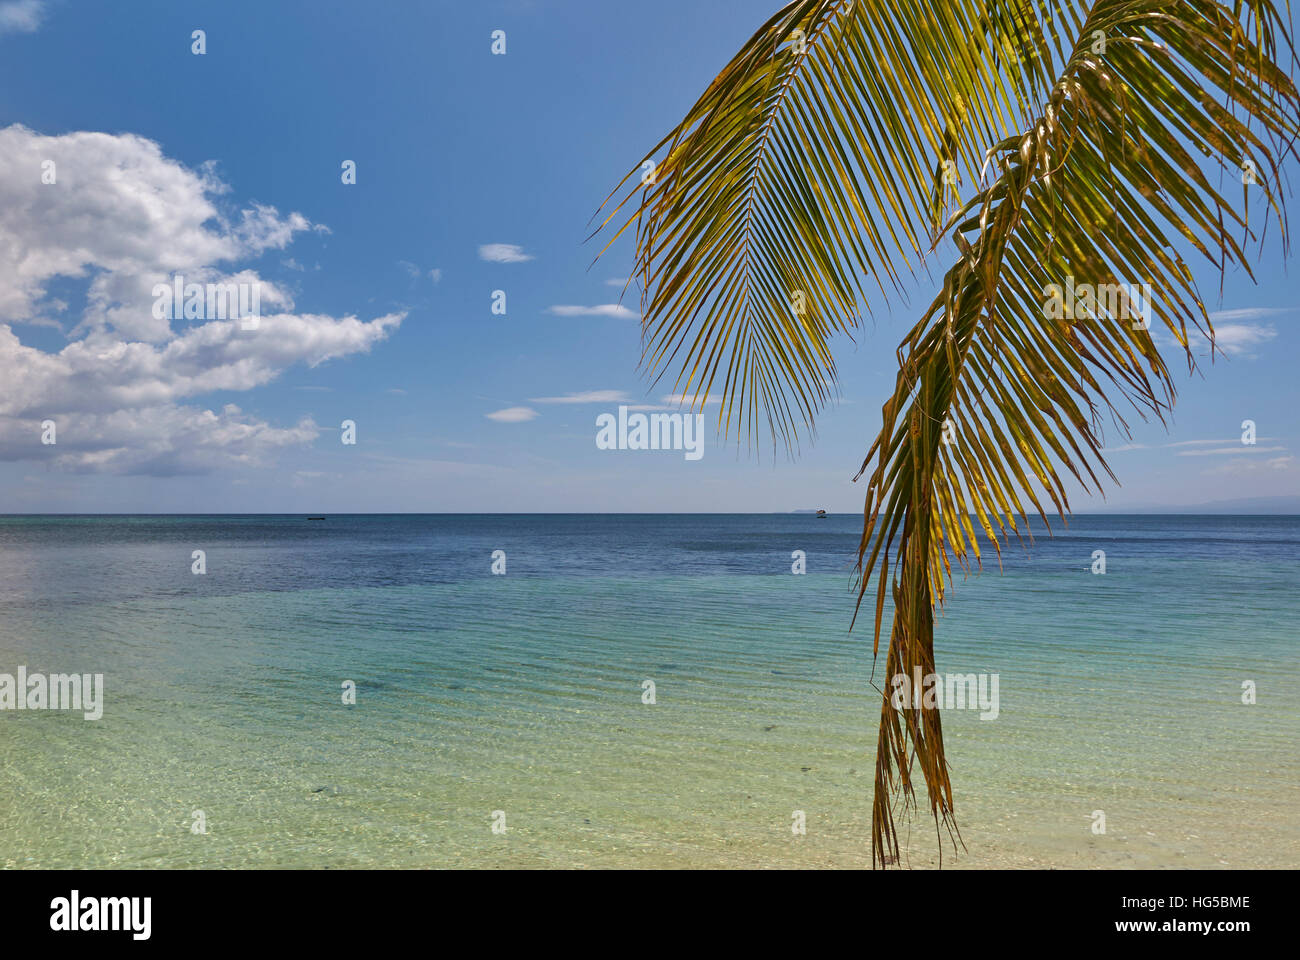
xmin=1181 ymin=495 xmax=1300 ymax=514
xmin=1076 ymin=495 xmax=1300 ymax=514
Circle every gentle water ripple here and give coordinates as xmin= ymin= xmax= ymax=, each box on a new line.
xmin=0 ymin=514 xmax=1296 ymax=868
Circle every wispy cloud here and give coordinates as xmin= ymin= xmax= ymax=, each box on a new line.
xmin=1155 ymin=314 xmax=1282 ymax=358
xmin=1165 ymin=437 xmax=1275 ymax=448
xmin=1209 ymin=307 xmax=1292 ymax=323
xmin=0 ymin=0 xmax=45 ymax=36
xmin=1102 ymin=437 xmax=1284 ymax=454
xmin=1210 ymin=322 xmax=1278 ymax=357
xmin=361 ymin=453 xmax=514 ymax=478
xmin=18 ymin=315 xmax=62 ymax=331
xmin=398 ymin=260 xmax=441 ymax=284
xmin=545 ymin=304 xmax=638 ymax=319
xmin=485 ymin=406 xmax=538 ymax=423
xmin=661 ymin=393 xmax=722 ymax=406
xmin=1177 ymin=445 xmax=1286 ymax=456
xmin=479 ymin=243 xmax=533 ymax=263
xmin=1203 ymin=455 xmax=1294 ymax=475
xmin=529 ymin=390 xmax=630 ymax=404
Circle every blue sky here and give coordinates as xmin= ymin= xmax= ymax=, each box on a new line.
xmin=0 ymin=0 xmax=1296 ymax=513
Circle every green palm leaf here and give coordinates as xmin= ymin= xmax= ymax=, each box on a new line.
xmin=598 ymin=0 xmax=1300 ymax=866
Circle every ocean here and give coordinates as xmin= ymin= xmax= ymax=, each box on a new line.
xmin=0 ymin=513 xmax=1296 ymax=868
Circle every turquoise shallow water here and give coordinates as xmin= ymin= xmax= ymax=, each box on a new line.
xmin=0 ymin=514 xmax=1296 ymax=868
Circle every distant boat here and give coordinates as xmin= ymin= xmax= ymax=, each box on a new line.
xmin=307 ymin=517 xmax=326 ymax=521
xmin=815 ymin=509 xmax=828 ymax=518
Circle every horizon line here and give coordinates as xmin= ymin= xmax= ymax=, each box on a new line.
xmin=1 ymin=510 xmax=1297 ymax=517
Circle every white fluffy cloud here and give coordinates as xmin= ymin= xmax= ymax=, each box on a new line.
xmin=0 ymin=125 xmax=403 ymax=475
xmin=1 ymin=403 xmax=319 ymax=476
xmin=0 ymin=312 xmax=402 ymax=418
xmin=0 ymin=126 xmax=315 ymax=341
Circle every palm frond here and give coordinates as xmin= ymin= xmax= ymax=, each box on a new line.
xmin=595 ymin=0 xmax=1060 ymax=452
xmin=855 ymin=0 xmax=1298 ymax=867
xmin=599 ymin=0 xmax=1300 ymax=867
